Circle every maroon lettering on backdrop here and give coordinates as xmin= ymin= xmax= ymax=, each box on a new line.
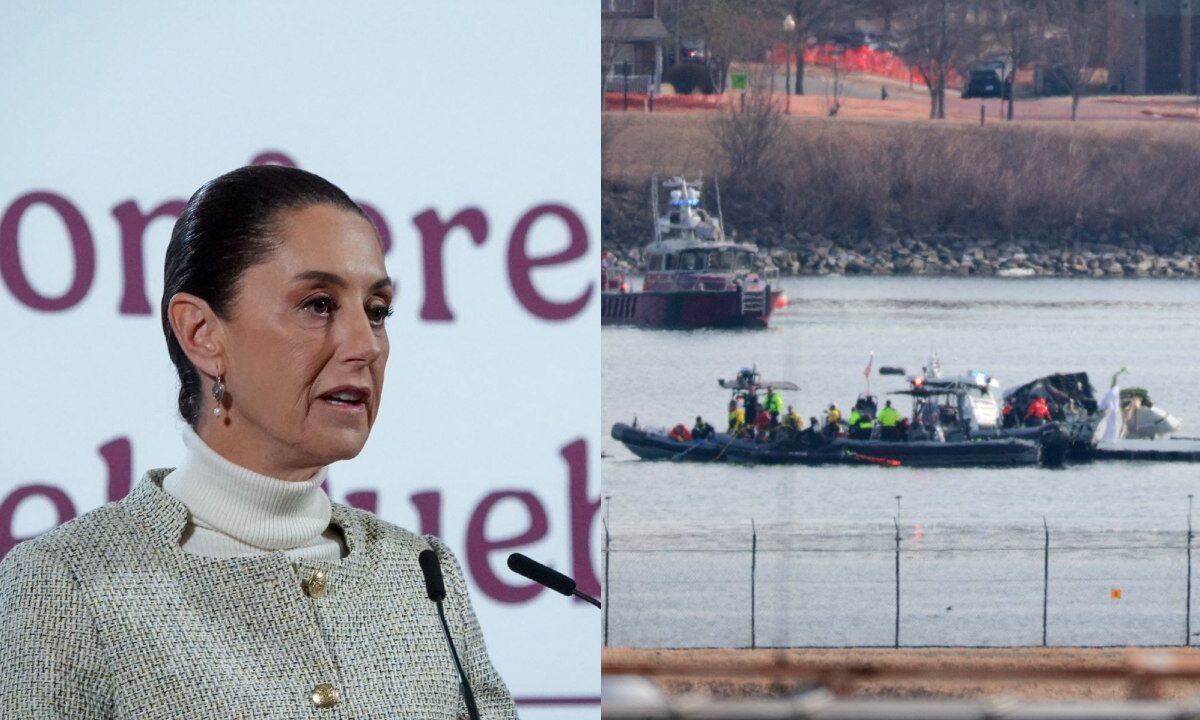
xmin=508 ymin=204 xmax=593 ymax=321
xmin=466 ymin=491 xmax=550 ymax=603
xmin=249 ymin=151 xmax=298 ymax=168
xmin=100 ymin=437 xmax=133 ymax=503
xmin=0 ymin=191 xmax=95 ymax=311
xmin=412 ymin=207 xmax=489 ymax=321
xmin=2 ymin=150 xmax=591 ymax=321
xmin=564 ymin=438 xmax=600 ymax=598
xmin=344 ymin=490 xmax=378 ymax=513
xmin=411 ymin=490 xmax=442 ymax=537
xmin=112 ymin=200 xmax=188 ymax=314
xmin=0 ymin=485 xmax=76 ymax=557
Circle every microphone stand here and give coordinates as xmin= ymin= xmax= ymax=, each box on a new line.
xmin=435 ymin=596 xmax=480 ymax=720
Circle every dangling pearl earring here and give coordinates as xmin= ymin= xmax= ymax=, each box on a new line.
xmin=212 ymin=374 xmax=225 ymax=417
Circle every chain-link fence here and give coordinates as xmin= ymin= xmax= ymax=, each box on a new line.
xmin=602 ymin=515 xmax=1199 ymax=648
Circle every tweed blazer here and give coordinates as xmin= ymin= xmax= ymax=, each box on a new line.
xmin=0 ymin=469 xmax=518 ymax=719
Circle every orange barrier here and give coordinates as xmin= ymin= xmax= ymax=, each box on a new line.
xmin=768 ymin=43 xmax=962 ymax=88
xmin=603 ymin=93 xmax=721 ymax=112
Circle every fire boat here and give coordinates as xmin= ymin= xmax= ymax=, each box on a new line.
xmin=601 ymin=175 xmax=778 ymax=329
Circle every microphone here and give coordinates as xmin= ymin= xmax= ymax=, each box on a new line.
xmin=506 ymin=552 xmax=601 ymax=608
xmin=418 ymin=549 xmax=480 ymax=720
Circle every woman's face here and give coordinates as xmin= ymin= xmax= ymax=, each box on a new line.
xmin=215 ymin=203 xmax=392 ymax=473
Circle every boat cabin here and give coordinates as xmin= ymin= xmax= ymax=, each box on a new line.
xmin=641 ymin=177 xmax=767 ymax=294
xmin=893 ymin=371 xmax=1002 ymax=440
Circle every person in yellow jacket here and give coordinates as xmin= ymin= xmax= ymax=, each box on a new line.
xmin=727 ymin=398 xmax=745 ymax=433
xmin=823 ymin=403 xmax=842 ymax=437
xmin=783 ymin=405 xmax=803 ymax=430
xmin=847 ymin=406 xmax=874 ymax=440
xmin=764 ymin=386 xmax=783 ymax=427
xmin=878 ymin=399 xmax=902 ymax=440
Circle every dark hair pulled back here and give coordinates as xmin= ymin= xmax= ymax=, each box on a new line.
xmin=162 ymin=165 xmax=369 ymax=427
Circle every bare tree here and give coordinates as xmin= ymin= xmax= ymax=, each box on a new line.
xmin=708 ymin=86 xmax=784 ymax=182
xmin=1040 ymin=0 xmax=1105 ymax=121
xmin=895 ymin=0 xmax=981 ymax=119
xmin=992 ymin=0 xmax=1038 ymax=120
xmin=784 ymin=0 xmax=856 ymax=96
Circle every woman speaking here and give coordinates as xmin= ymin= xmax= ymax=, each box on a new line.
xmin=0 ymin=166 xmax=516 ymax=718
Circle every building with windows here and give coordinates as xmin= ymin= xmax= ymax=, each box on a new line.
xmin=1108 ymin=0 xmax=1200 ymax=93
xmin=602 ymin=0 xmax=668 ymax=93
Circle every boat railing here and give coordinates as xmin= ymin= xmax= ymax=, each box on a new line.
xmin=739 ymin=288 xmax=766 ymax=316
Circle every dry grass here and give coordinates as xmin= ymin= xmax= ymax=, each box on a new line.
xmin=603 ymin=113 xmax=1200 ymax=247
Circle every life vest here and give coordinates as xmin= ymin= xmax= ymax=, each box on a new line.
xmin=878 ymin=406 xmax=900 ymax=427
xmin=827 ymin=408 xmax=841 ymax=424
xmin=765 ymin=392 xmax=783 ymax=414
xmin=785 ymin=412 xmax=802 ymax=429
xmin=1025 ymin=398 xmax=1050 ymax=420
xmin=669 ymin=424 xmax=693 ymax=442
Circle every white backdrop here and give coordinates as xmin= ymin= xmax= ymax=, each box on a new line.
xmin=0 ymin=3 xmax=599 ymax=717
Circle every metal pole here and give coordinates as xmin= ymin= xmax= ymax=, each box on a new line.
xmin=1188 ymin=495 xmax=1194 ymax=645
xmin=1043 ymin=516 xmax=1050 ymax=646
xmin=622 ymin=62 xmax=630 ymax=111
xmin=603 ymin=496 xmax=611 ymax=647
xmin=751 ymin=519 xmax=758 ymax=649
xmin=894 ymin=513 xmax=901 ymax=649
xmin=785 ymin=44 xmax=791 ymax=115
xmin=980 ymin=102 xmax=986 ymax=127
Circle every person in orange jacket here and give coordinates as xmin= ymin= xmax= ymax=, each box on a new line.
xmin=669 ymin=423 xmax=693 ymax=442
xmin=1024 ymin=396 xmax=1051 ymax=425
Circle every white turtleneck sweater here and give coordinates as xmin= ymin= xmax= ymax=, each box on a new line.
xmin=162 ymin=427 xmax=347 ymax=561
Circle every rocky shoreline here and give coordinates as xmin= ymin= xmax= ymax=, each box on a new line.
xmin=603 ymin=188 xmax=1200 ymax=279
xmin=604 ymin=231 xmax=1200 ymax=278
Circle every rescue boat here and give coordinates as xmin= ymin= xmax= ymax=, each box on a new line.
xmin=601 ymin=176 xmax=778 ymax=329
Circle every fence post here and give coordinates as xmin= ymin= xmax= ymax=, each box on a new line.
xmin=894 ymin=515 xmax=901 ymax=649
xmin=1042 ymin=516 xmax=1050 ymax=647
xmin=603 ymin=496 xmax=611 ymax=648
xmin=1188 ymin=495 xmax=1194 ymax=646
xmin=751 ymin=519 xmax=757 ymax=649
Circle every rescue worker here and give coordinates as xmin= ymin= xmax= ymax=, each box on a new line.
xmin=1001 ymin=401 xmax=1017 ymax=429
xmin=856 ymin=410 xmax=875 ymax=439
xmin=668 ymin=423 xmax=693 ymax=442
xmin=823 ymin=403 xmax=842 ymax=438
xmin=743 ymin=386 xmax=760 ymax=428
xmin=727 ymin=399 xmax=745 ymax=434
xmin=1024 ymin=395 xmax=1051 ymax=426
xmin=692 ymin=415 xmax=715 ymax=440
xmin=754 ymin=408 xmax=772 ymax=435
xmin=764 ymin=386 xmax=783 ymax=427
xmin=878 ymin=399 xmax=901 ymax=440
xmin=784 ymin=405 xmax=803 ymax=431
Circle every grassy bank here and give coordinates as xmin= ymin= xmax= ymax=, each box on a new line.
xmin=603 ymin=114 xmax=1200 ymax=270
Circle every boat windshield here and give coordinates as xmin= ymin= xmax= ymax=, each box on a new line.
xmin=708 ymin=249 xmax=753 ymax=270
xmin=679 ymin=250 xmax=706 ymax=271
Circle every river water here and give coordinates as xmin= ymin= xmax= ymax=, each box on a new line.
xmin=602 ymin=277 xmax=1200 ymax=648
